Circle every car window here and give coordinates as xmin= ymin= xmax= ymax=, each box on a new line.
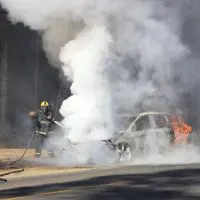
xmin=153 ymin=115 xmax=169 ymax=128
xmin=115 ymin=116 xmax=136 ymax=131
xmin=134 ymin=115 xmax=151 ymax=131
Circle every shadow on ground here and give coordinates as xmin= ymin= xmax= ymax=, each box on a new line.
xmin=1 ymin=167 xmax=200 ymax=199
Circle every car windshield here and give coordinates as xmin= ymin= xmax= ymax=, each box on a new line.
xmin=115 ymin=116 xmax=136 ymax=131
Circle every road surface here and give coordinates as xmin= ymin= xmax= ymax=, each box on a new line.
xmin=1 ymin=164 xmax=200 ymax=199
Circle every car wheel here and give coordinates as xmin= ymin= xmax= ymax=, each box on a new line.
xmin=116 ymin=142 xmax=133 ymax=162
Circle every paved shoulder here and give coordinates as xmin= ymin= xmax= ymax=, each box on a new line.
xmin=1 ymin=164 xmax=200 ymax=200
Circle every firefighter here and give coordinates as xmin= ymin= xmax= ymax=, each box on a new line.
xmin=29 ymin=101 xmax=55 ymax=158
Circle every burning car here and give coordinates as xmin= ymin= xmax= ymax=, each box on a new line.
xmin=57 ymin=111 xmax=194 ymax=163
xmin=104 ymin=112 xmax=175 ymax=161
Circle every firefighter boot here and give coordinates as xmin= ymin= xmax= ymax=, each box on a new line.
xmin=35 ymin=152 xmax=41 ymax=158
xmin=48 ymin=149 xmax=56 ymax=158
xmin=48 ymin=152 xmax=55 ymax=158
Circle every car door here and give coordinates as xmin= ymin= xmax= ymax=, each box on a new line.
xmin=150 ymin=114 xmax=172 ymax=149
xmin=129 ymin=115 xmax=155 ymax=152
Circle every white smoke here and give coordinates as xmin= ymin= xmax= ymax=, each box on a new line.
xmin=132 ymin=144 xmax=200 ymax=165
xmin=59 ymin=25 xmax=114 ymax=142
xmin=1 ymin=0 xmax=199 ymax=165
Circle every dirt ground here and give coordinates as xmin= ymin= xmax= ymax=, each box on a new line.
xmin=0 ymin=148 xmax=35 ymax=160
xmin=0 ymin=148 xmax=91 ymax=179
xmin=0 ymin=148 xmax=63 ymax=159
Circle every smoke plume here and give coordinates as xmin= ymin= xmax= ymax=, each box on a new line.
xmin=1 ymin=0 xmax=200 ymax=164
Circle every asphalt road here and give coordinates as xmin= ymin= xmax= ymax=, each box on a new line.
xmin=1 ymin=164 xmax=200 ymax=200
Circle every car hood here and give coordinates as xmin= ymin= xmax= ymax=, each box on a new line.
xmin=105 ymin=131 xmax=125 ymax=143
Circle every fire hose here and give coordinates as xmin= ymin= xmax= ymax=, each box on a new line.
xmin=6 ymin=120 xmax=64 ymax=166
xmin=8 ymin=131 xmax=36 ymax=167
xmin=0 ymin=120 xmax=64 ymax=183
xmin=0 ymin=131 xmax=35 ymax=183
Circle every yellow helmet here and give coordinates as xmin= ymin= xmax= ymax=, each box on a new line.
xmin=40 ymin=101 xmax=49 ymax=107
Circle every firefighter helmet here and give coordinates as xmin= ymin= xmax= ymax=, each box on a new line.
xmin=40 ymin=101 xmax=49 ymax=107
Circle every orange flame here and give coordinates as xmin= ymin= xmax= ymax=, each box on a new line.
xmin=170 ymin=116 xmax=192 ymax=144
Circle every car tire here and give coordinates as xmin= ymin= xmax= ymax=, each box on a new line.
xmin=116 ymin=142 xmax=134 ymax=162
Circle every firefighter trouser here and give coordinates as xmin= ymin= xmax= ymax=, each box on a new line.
xmin=35 ymin=134 xmax=45 ymax=157
xmin=35 ymin=134 xmax=55 ymax=158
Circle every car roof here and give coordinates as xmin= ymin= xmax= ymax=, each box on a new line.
xmin=137 ymin=111 xmax=170 ymax=118
xmin=116 ymin=111 xmax=171 ymax=119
